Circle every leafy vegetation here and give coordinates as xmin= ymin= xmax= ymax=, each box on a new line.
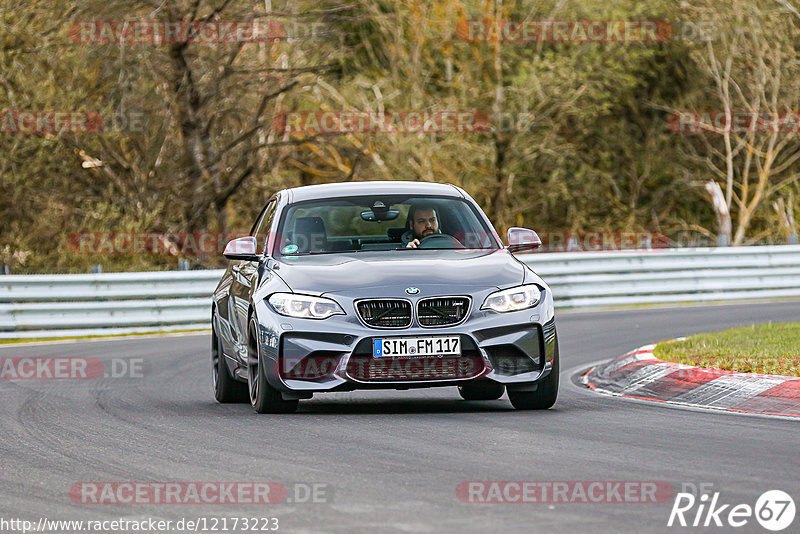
xmin=2 ymin=0 xmax=799 ymax=273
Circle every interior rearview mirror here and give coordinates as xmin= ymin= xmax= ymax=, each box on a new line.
xmin=361 ymin=207 xmax=400 ymax=222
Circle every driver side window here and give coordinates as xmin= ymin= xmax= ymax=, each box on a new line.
xmin=253 ymin=200 xmax=277 ymax=254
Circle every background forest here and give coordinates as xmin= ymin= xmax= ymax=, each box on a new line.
xmin=2 ymin=0 xmax=800 ymax=272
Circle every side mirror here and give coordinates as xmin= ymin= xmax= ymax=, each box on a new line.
xmin=506 ymin=227 xmax=541 ymax=253
xmin=223 ymin=236 xmax=260 ymax=261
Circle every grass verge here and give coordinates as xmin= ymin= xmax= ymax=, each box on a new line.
xmin=653 ymin=322 xmax=800 ymax=377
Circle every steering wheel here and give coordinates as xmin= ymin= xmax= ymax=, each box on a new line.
xmin=417 ymin=233 xmax=464 ymax=249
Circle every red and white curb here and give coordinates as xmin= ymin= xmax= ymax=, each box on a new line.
xmin=582 ymin=342 xmax=800 ymax=418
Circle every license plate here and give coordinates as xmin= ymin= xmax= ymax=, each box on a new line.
xmin=373 ymin=336 xmax=461 ymax=357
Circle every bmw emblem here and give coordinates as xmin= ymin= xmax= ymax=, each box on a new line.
xmin=406 ymin=287 xmax=420 ymax=295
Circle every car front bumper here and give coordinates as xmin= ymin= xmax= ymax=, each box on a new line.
xmin=250 ymin=288 xmax=557 ymax=396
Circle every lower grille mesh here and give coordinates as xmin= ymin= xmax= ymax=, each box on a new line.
xmin=346 ymin=355 xmax=485 ymax=381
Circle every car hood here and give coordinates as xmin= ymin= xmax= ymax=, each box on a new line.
xmin=273 ymin=249 xmax=526 ymax=296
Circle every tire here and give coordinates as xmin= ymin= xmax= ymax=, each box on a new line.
xmin=247 ymin=318 xmax=298 ymax=414
xmin=212 ymin=322 xmax=249 ymax=403
xmin=458 ymin=380 xmax=505 ymax=401
xmin=508 ymin=333 xmax=559 ymax=410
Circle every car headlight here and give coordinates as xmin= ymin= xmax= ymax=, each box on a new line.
xmin=267 ymin=293 xmax=345 ymax=319
xmin=481 ymin=285 xmax=541 ymax=313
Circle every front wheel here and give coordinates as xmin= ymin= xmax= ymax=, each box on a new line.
xmin=247 ymin=318 xmax=298 ymax=414
xmin=508 ymin=334 xmax=559 ymax=410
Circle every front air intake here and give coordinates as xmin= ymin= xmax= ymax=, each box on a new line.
xmin=417 ymin=297 xmax=470 ymax=327
xmin=356 ymin=299 xmax=412 ymax=328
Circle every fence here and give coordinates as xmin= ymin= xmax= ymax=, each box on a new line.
xmin=2 ymin=245 xmax=799 ymax=339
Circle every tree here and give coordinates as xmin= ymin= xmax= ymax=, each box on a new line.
xmin=677 ymin=0 xmax=800 ymax=245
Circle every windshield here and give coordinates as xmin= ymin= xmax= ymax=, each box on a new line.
xmin=274 ymin=195 xmax=499 ymax=255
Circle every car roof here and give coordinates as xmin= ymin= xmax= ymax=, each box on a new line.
xmin=285 ymin=181 xmax=464 ymax=203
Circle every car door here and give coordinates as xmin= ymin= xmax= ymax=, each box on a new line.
xmin=213 ymin=262 xmax=237 ymax=356
xmin=227 ymin=198 xmax=278 ymax=363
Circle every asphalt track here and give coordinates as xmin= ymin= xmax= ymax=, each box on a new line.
xmin=2 ymin=301 xmax=799 ymax=534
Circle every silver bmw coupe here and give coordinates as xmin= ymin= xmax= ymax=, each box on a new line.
xmin=212 ymin=181 xmax=558 ymax=413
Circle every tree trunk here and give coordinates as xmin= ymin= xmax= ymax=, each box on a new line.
xmin=705 ymin=180 xmax=732 ymax=246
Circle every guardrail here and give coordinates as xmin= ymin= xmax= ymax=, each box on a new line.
xmin=530 ymin=245 xmax=800 ymax=307
xmin=2 ymin=245 xmax=800 ymax=339
xmin=0 ymin=271 xmax=222 ymax=339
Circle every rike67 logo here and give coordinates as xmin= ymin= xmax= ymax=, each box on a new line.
xmin=668 ymin=488 xmax=795 ymax=531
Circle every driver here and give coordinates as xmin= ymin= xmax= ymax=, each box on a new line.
xmin=403 ymin=204 xmax=440 ymax=248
